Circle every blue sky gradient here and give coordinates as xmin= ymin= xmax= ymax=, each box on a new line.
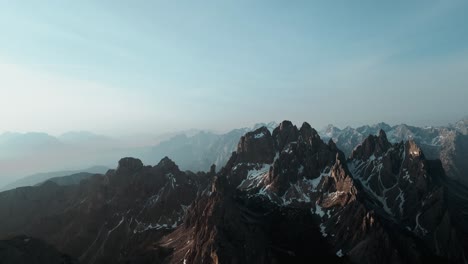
xmin=0 ymin=0 xmax=467 ymax=135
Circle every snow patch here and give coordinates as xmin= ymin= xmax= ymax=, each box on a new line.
xmin=166 ymin=173 xmax=176 ymax=188
xmin=314 ymin=203 xmax=326 ymax=218
xmin=108 ymin=216 xmax=125 ymax=235
xmin=298 ymin=165 xmax=304 ymax=174
xmin=350 ymin=157 xmax=399 ymax=216
xmin=280 ymin=180 xmax=314 ymax=205
xmin=319 ymin=223 xmax=328 ymax=237
xmin=238 ymin=164 xmax=271 ymax=190
xmin=254 ymin=132 xmax=265 ymax=139
xmin=396 ymin=189 xmax=405 ymax=215
xmin=247 ymin=164 xmax=271 ymax=180
xmin=309 ymin=169 xmax=330 ymax=191
xmin=336 ymin=249 xmax=343 ymax=257
xmin=402 ymin=169 xmax=414 ymax=183
xmin=414 ymin=212 xmax=428 ymax=236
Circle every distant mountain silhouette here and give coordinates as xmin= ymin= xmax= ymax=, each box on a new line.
xmin=0 ymin=124 xmax=277 ymax=186
xmin=36 ymin=172 xmax=97 ymax=187
xmin=1 ymin=166 xmax=109 ymax=191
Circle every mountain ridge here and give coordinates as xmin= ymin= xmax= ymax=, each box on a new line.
xmin=319 ymin=118 xmax=468 ymax=186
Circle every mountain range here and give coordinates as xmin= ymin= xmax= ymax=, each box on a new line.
xmin=7 ymin=118 xmax=466 ymax=191
xmin=0 ymin=120 xmax=466 ymax=263
xmin=319 ymin=118 xmax=468 ymax=186
xmin=0 ymin=166 xmax=109 ymax=191
xmin=0 ymin=122 xmax=277 ymax=190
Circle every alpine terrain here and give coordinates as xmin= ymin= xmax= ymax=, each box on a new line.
xmin=0 ymin=121 xmax=466 ymax=263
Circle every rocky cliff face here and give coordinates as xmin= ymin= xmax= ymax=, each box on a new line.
xmin=158 ymin=122 xmax=467 ymax=264
xmin=160 ymin=121 xmax=346 ymax=263
xmin=349 ymin=131 xmax=465 ymax=260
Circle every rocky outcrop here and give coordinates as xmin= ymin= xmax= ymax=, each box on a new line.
xmin=0 ymin=157 xmax=211 ymax=264
xmin=236 ymin=126 xmax=276 ymax=164
xmin=350 ymin=130 xmax=392 ymax=161
xmin=272 ymin=120 xmax=299 ymax=151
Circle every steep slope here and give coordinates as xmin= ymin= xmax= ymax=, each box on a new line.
xmin=0 ymin=157 xmax=211 ymax=263
xmin=161 ymin=122 xmax=345 ymax=263
xmin=438 ymin=132 xmax=468 ymax=186
xmin=349 ymin=131 xmax=466 ymax=260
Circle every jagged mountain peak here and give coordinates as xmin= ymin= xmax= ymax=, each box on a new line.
xmin=328 ymin=138 xmax=338 ymax=150
xmin=378 ymin=129 xmax=387 ymax=140
xmin=117 ymin=157 xmax=144 ymax=173
xmin=299 ymin=122 xmax=322 ymax=146
xmin=252 ymin=121 xmax=278 ymax=132
xmin=168 ymin=121 xmax=459 ymax=263
xmin=161 ymin=121 xmax=357 ymax=263
xmin=406 ymin=139 xmax=423 ymax=158
xmin=299 ymin=122 xmax=319 ymax=136
xmin=272 ymin=120 xmax=299 ymax=151
xmin=233 ymin=121 xmax=351 ymax=199
xmin=156 ymin=156 xmax=180 ymax=171
xmin=236 ymin=126 xmax=275 ymax=164
xmin=350 ymin=130 xmax=391 ymax=161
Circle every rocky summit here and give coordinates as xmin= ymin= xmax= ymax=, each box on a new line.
xmin=0 ymin=121 xmax=467 ymax=264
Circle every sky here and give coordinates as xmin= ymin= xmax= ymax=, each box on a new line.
xmin=0 ymin=0 xmax=468 ymax=136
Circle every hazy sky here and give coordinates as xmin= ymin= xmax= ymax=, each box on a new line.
xmin=1 ymin=0 xmax=468 ymax=135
